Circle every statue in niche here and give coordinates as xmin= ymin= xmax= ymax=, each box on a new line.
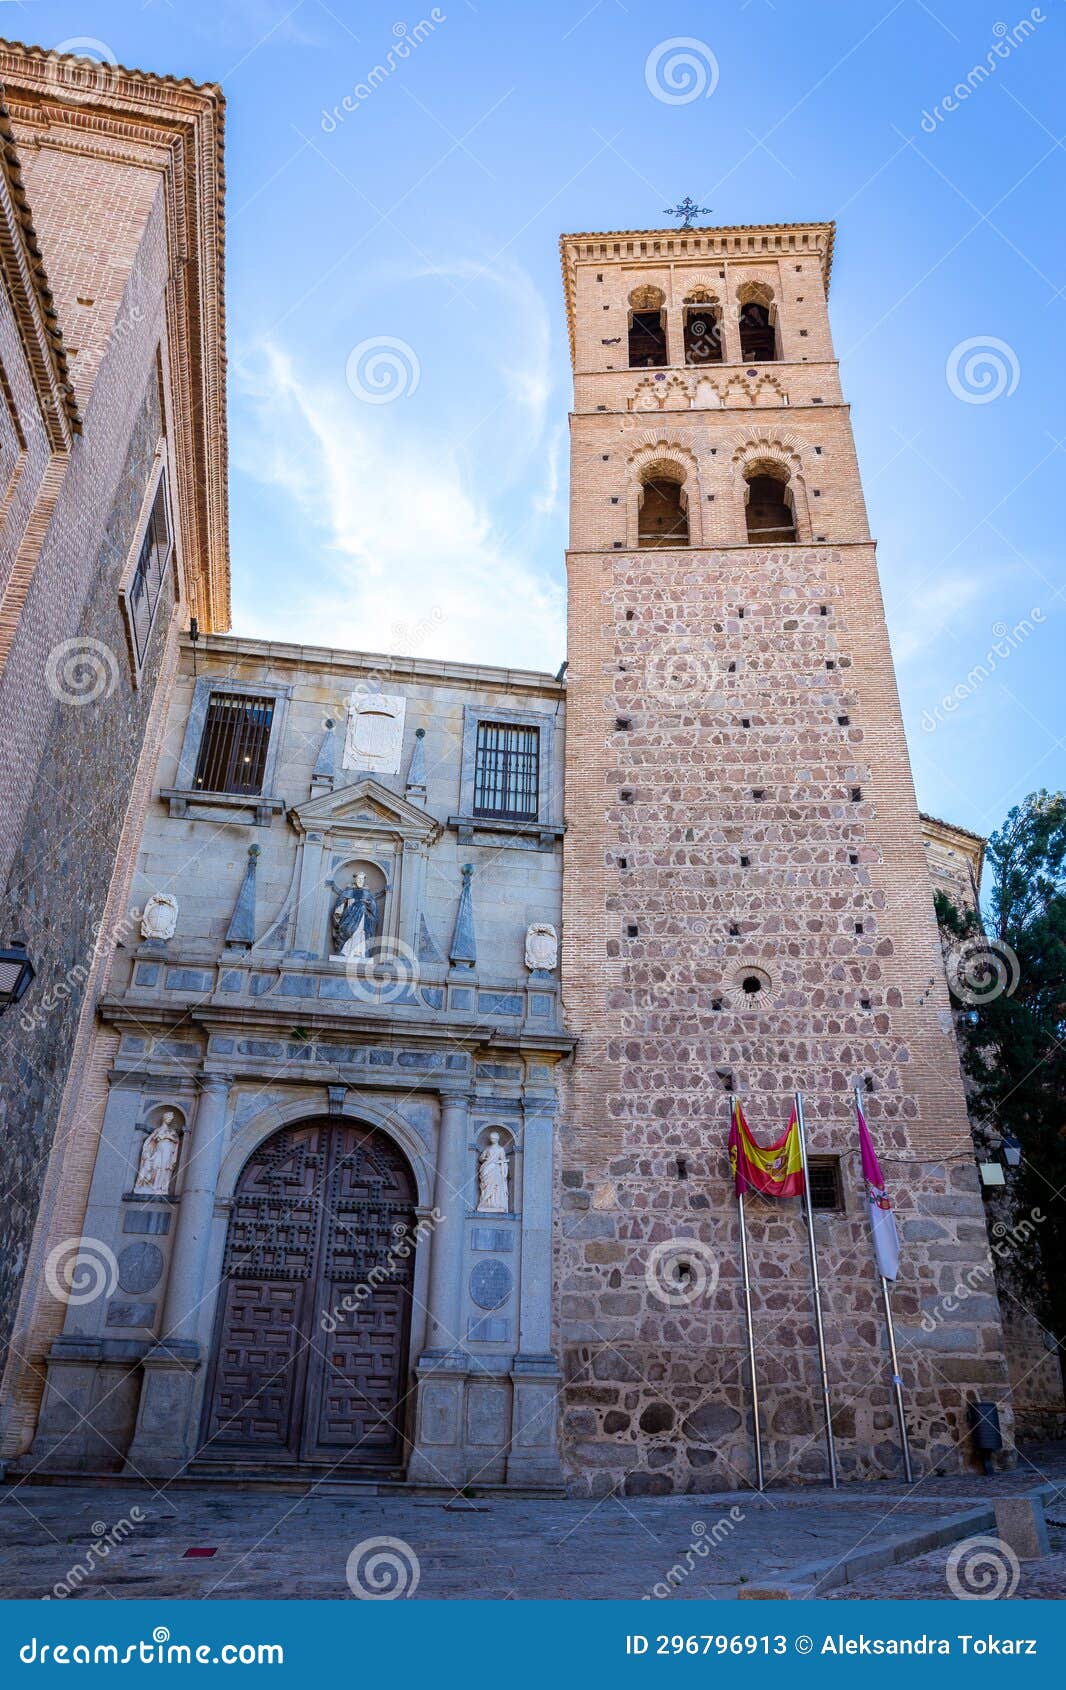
xmin=140 ymin=893 xmax=178 ymax=942
xmin=133 ymin=1110 xmax=182 ymax=1197
xmin=477 ymin=1132 xmax=510 ymax=1213
xmin=331 ymin=871 xmax=380 ymax=960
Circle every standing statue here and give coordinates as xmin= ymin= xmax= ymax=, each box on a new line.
xmin=477 ymin=1132 xmax=510 ymax=1213
xmin=133 ymin=1110 xmax=182 ymax=1197
xmin=331 ymin=871 xmax=379 ymax=960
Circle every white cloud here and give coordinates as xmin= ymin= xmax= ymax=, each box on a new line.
xmin=230 ymin=339 xmax=565 ymax=673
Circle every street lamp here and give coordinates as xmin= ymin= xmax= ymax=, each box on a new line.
xmin=0 ymin=940 xmax=35 ymax=1012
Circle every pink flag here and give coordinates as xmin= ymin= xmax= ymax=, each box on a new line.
xmin=857 ymin=1097 xmax=899 ymax=1282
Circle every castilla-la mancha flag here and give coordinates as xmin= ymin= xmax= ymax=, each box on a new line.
xmin=728 ymin=1098 xmax=805 ymax=1199
xmin=857 ymin=1097 xmax=900 ymax=1281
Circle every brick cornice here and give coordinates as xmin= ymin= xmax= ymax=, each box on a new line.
xmin=0 ymin=38 xmax=229 ymax=631
xmin=0 ymin=93 xmax=77 ymax=446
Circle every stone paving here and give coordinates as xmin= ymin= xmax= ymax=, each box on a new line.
xmin=1 ymin=1446 xmax=1064 ymax=1602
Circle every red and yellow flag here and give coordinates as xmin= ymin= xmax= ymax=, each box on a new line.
xmin=728 ymin=1099 xmax=805 ymax=1199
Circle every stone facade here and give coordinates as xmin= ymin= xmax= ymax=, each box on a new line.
xmin=18 ymin=638 xmax=571 ymax=1485
xmin=556 ymin=224 xmax=1013 ymax=1495
xmin=0 ymin=41 xmax=227 ymax=1445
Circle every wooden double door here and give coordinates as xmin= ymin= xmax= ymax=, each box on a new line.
xmin=201 ymin=1121 xmax=416 ymax=1468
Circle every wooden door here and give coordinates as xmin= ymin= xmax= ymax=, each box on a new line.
xmin=201 ymin=1121 xmax=416 ymax=1468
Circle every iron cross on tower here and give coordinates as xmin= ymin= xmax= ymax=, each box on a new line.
xmin=663 ymin=197 xmax=712 ymax=229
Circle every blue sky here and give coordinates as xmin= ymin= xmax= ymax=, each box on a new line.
xmin=15 ymin=0 xmax=1066 ymax=841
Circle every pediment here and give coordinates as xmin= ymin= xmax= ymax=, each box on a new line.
xmin=289 ymin=778 xmax=440 ymax=843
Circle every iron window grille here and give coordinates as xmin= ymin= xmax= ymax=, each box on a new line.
xmin=126 ymin=477 xmax=172 ymax=668
xmin=193 ymin=693 xmax=276 ymax=796
xmin=472 ymin=721 xmax=540 ymax=821
xmin=808 ymin=1156 xmax=844 ymax=1212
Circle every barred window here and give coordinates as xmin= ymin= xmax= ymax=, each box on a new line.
xmin=193 ymin=693 xmax=276 ymax=796
xmin=472 ymin=722 xmax=539 ymax=821
xmin=126 ymin=476 xmax=172 ymax=668
xmin=808 ymin=1156 xmax=844 ymax=1212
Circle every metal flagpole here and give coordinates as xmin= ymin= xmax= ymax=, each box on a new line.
xmin=857 ymin=1086 xmax=914 ymax=1484
xmin=794 ymin=1090 xmax=838 ymax=1488
xmin=737 ymin=1188 xmax=765 ymax=1492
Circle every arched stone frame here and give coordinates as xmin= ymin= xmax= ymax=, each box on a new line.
xmin=731 ymin=433 xmax=811 ymax=546
xmin=473 ymin=1122 xmax=517 ymax=1214
xmin=190 ymin=1090 xmax=438 ymax=1444
xmin=735 ymin=276 xmax=780 ymax=362
xmin=680 ymin=280 xmax=724 ymax=369
xmin=626 ymin=439 xmax=703 ymax=549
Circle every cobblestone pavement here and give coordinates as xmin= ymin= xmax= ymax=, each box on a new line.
xmin=826 ymin=1526 xmax=1066 ymax=1600
xmin=0 ymin=1479 xmax=1056 ymax=1601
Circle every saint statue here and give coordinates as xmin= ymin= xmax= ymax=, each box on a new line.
xmin=133 ymin=1110 xmax=182 ymax=1197
xmin=477 ymin=1132 xmax=510 ymax=1213
xmin=332 ymin=871 xmax=379 ymax=960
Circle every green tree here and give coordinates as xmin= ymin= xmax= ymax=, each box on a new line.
xmin=936 ymin=790 xmax=1066 ymax=1364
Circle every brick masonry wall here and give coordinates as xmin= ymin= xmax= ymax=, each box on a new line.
xmin=0 ymin=367 xmax=168 ymax=1352
xmin=557 ymin=540 xmax=1013 ymax=1495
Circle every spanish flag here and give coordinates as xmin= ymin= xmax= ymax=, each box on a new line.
xmin=728 ymin=1098 xmax=805 ymax=1199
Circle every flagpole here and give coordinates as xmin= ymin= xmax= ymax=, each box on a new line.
xmin=736 ymin=1187 xmax=765 ymax=1492
xmin=857 ymin=1086 xmax=914 ymax=1484
xmin=794 ymin=1090 xmax=838 ymax=1488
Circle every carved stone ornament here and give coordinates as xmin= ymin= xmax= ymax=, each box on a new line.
xmin=140 ymin=893 xmax=178 ymax=942
xmin=342 ymin=693 xmax=406 ymax=774
xmin=133 ymin=1110 xmax=182 ymax=1197
xmin=524 ymin=922 xmax=558 ymax=973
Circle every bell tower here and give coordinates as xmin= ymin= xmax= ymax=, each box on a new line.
xmin=556 ymin=222 xmax=1011 ymax=1495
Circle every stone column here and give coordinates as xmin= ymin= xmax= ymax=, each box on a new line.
xmin=124 ymin=1072 xmax=231 ymax=1477
xmin=508 ymin=1098 xmax=564 ymax=1487
xmin=408 ymin=1088 xmax=472 ymax=1484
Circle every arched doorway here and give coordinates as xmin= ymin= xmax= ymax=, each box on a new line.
xmin=200 ymin=1120 xmax=417 ymax=1470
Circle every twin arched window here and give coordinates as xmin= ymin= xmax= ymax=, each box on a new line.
xmin=627 ymin=282 xmax=780 ymax=369
xmin=632 ymin=455 xmax=799 ymax=548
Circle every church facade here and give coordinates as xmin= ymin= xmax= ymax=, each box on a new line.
xmin=0 ymin=40 xmax=1017 ymax=1494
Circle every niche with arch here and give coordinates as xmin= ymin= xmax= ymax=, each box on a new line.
xmin=744 ymin=463 xmax=796 ymax=544
xmin=475 ymin=1125 xmax=516 ymax=1215
xmin=737 ymin=281 xmax=779 ymax=362
xmin=328 ymin=856 xmax=389 ymax=959
xmin=683 ymin=288 xmax=724 ymax=365
xmin=638 ymin=462 xmax=690 ymax=548
xmin=628 ymin=284 xmax=667 ymax=368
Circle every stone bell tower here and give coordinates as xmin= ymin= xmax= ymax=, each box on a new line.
xmin=556 ymin=222 xmax=1011 ymax=1496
